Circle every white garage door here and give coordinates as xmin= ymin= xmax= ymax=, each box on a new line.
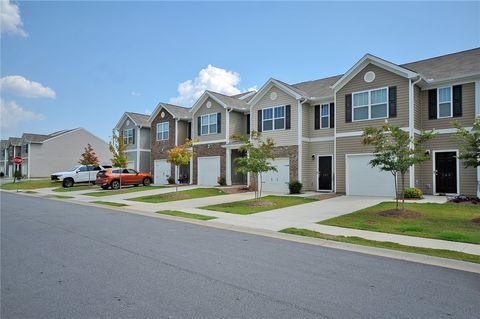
xmin=154 ymin=159 xmax=171 ymax=185
xmin=261 ymin=158 xmax=290 ymax=193
xmin=198 ymin=156 xmax=220 ymax=186
xmin=346 ymin=154 xmax=395 ymax=197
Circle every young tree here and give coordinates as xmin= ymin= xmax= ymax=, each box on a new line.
xmin=109 ymin=130 xmax=128 ymax=188
xmin=167 ymin=139 xmax=193 ymax=192
xmin=79 ymin=143 xmax=99 ymax=184
xmin=232 ymin=131 xmax=277 ymax=199
xmin=362 ymin=123 xmax=435 ymax=210
xmin=454 ymin=118 xmax=480 ymax=196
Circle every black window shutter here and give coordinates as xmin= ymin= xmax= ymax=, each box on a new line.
xmin=314 ymin=105 xmax=320 ymax=130
xmin=257 ymin=110 xmax=262 ymax=132
xmin=187 ymin=122 xmax=192 ymax=139
xmin=329 ymin=102 xmax=335 ymax=128
xmin=132 ymin=129 xmax=136 ymax=144
xmin=285 ymin=105 xmax=291 ymax=130
xmin=345 ymin=94 xmax=352 ymax=123
xmin=388 ymin=86 xmax=397 ymax=118
xmin=246 ymin=114 xmax=250 ymax=134
xmin=197 ymin=116 xmax=202 ymax=136
xmin=217 ymin=113 xmax=221 ymax=133
xmin=453 ymin=85 xmax=462 ymax=117
xmin=428 ymin=89 xmax=437 ymax=120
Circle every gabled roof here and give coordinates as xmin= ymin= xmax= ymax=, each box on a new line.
xmin=190 ymin=90 xmax=250 ymax=115
xmin=292 ymin=74 xmax=343 ymax=100
xmin=8 ymin=137 xmax=22 ymax=146
xmin=22 ymin=133 xmax=50 ymax=144
xmin=248 ymin=78 xmax=308 ymax=106
xmin=1 ymin=139 xmax=9 ymax=149
xmin=230 ymin=91 xmax=257 ymax=101
xmin=115 ymin=112 xmax=150 ymax=130
xmin=400 ymin=47 xmax=480 ymax=83
xmin=149 ymin=102 xmax=191 ymax=123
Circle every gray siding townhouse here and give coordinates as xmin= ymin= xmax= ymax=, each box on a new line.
xmin=190 ymin=90 xmax=255 ymax=186
xmin=20 ymin=128 xmax=112 ymax=178
xmin=1 ymin=137 xmax=23 ymax=177
xmin=247 ymin=48 xmax=479 ymax=196
xmin=149 ymin=103 xmax=191 ymax=184
xmin=115 ymin=112 xmax=151 ymax=172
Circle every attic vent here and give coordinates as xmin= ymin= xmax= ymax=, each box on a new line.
xmin=270 ymin=91 xmax=277 ymax=101
xmin=206 ymin=101 xmax=212 ymax=108
xmin=161 ymin=111 xmax=165 ymax=118
xmin=364 ymin=71 xmax=375 ymax=83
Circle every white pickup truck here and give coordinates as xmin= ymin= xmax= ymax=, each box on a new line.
xmin=51 ymin=164 xmax=111 ymax=188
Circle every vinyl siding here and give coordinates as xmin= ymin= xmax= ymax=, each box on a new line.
xmin=177 ymin=120 xmax=189 ymax=145
xmin=336 ymin=136 xmax=410 ymax=194
xmin=336 ymin=64 xmax=409 ymax=133
xmin=420 ymin=82 xmax=476 ymax=130
xmin=229 ymin=111 xmax=245 ymax=138
xmin=305 ymin=102 xmax=335 ymax=138
xmin=118 ymin=118 xmax=138 ymax=150
xmin=140 ymin=151 xmax=150 ymax=172
xmin=192 ymin=97 xmax=226 ymax=143
xmin=414 ymin=85 xmax=422 ymax=130
xmin=139 ymin=127 xmax=151 ymax=149
xmin=415 ymin=133 xmax=476 ymax=196
xmin=250 ymin=84 xmax=298 ymax=146
xmin=302 ymin=141 xmax=334 ymax=191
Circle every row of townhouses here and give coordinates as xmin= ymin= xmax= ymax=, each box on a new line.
xmin=0 ymin=128 xmax=111 ymax=178
xmin=117 ymin=48 xmax=480 ymax=197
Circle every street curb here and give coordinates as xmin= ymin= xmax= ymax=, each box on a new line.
xmin=7 ymin=190 xmax=480 ymax=274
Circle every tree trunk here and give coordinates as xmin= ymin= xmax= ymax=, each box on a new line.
xmin=401 ymin=172 xmax=406 ymax=211
xmin=259 ymin=173 xmax=263 ymax=199
xmin=393 ymin=172 xmax=398 ymax=210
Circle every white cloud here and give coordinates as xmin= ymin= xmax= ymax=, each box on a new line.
xmin=0 ymin=75 xmax=56 ymax=98
xmin=170 ymin=65 xmax=243 ymax=105
xmin=0 ymin=0 xmax=27 ymax=37
xmin=131 ymin=91 xmax=141 ymax=96
xmin=0 ymin=99 xmax=45 ymax=129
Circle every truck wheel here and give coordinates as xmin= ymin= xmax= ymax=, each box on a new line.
xmin=143 ymin=178 xmax=151 ymax=186
xmin=62 ymin=178 xmax=74 ymax=188
xmin=111 ymin=180 xmax=120 ymax=190
xmin=101 ymin=185 xmax=109 ymax=190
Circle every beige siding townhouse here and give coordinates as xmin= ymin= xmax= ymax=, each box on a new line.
xmin=148 ymin=103 xmax=191 ymax=184
xmin=190 ymin=90 xmax=255 ymax=186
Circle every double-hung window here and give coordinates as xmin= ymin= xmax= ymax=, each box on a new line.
xmin=352 ymin=87 xmax=388 ymax=121
xmin=156 ymin=122 xmax=169 ymax=141
xmin=437 ymin=87 xmax=452 ymax=118
xmin=262 ymin=106 xmax=285 ymax=131
xmin=201 ymin=113 xmax=218 ymax=135
xmin=123 ymin=128 xmax=134 ymax=145
xmin=320 ymin=104 xmax=329 ymax=129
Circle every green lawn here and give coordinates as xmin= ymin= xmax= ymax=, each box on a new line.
xmin=53 ymin=185 xmax=101 ymax=192
xmin=319 ymin=202 xmax=480 ymax=244
xmin=1 ymin=179 xmax=59 ymax=190
xmin=128 ymin=188 xmax=225 ymax=203
xmin=92 ymin=201 xmax=128 ymax=207
xmin=48 ymin=195 xmax=74 ymax=199
xmin=156 ymin=210 xmax=216 ymax=220
xmin=280 ymin=228 xmax=480 ymax=264
xmin=201 ymin=195 xmax=318 ymax=215
xmin=82 ymin=186 xmax=166 ymax=197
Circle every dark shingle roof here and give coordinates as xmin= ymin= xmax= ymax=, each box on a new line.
xmin=400 ymin=47 xmax=480 ymax=81
xmin=208 ymin=91 xmax=250 ymax=112
xmin=162 ymin=103 xmax=191 ymax=120
xmin=22 ymin=133 xmax=50 ymax=143
xmin=292 ymin=74 xmax=343 ymax=99
xmin=0 ymin=140 xmax=9 ymax=149
xmin=8 ymin=137 xmax=22 ymax=146
xmin=126 ymin=112 xmax=150 ymax=127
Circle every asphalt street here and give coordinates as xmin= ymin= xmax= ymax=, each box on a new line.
xmin=1 ymin=192 xmax=479 ymax=318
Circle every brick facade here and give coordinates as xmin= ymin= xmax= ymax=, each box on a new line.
xmin=192 ymin=143 xmax=226 ymax=184
xmin=150 ymin=107 xmax=175 ymax=179
xmin=249 ymin=145 xmax=298 ymax=186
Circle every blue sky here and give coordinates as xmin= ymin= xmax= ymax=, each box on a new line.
xmin=1 ymin=1 xmax=479 ymax=141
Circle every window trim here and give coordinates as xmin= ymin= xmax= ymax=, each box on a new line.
xmin=200 ymin=113 xmax=218 ymax=135
xmin=352 ymin=87 xmax=389 ymax=122
xmin=123 ymin=128 xmax=134 ymax=145
xmin=320 ymin=104 xmax=330 ymax=129
xmin=262 ymin=105 xmax=286 ymax=132
xmin=156 ymin=121 xmax=169 ymax=141
xmin=437 ymin=86 xmax=453 ymax=119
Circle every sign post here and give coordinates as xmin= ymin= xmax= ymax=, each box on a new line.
xmin=11 ymin=156 xmax=23 ymax=184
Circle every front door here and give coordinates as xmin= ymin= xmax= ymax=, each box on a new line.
xmin=435 ymin=151 xmax=457 ymax=194
xmin=317 ymin=156 xmax=332 ymax=191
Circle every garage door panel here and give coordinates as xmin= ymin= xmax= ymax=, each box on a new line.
xmin=261 ymin=158 xmax=289 ymax=193
xmin=198 ymin=156 xmax=220 ymax=186
xmin=347 ymin=154 xmax=395 ymax=197
xmin=154 ymin=159 xmax=170 ymax=185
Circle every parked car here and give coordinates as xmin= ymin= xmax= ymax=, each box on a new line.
xmin=95 ymin=168 xmax=152 ymax=190
xmin=51 ymin=164 xmax=112 ymax=188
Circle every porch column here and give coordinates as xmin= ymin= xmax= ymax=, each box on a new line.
xmin=226 ymin=148 xmax=232 ymax=186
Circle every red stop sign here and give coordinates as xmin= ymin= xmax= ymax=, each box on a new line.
xmin=12 ymin=156 xmax=23 ymax=165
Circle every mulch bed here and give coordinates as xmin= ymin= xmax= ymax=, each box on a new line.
xmin=161 ymin=193 xmax=190 ymax=200
xmin=218 ymin=186 xmax=250 ymax=194
xmin=472 ymin=216 xmax=480 ymax=224
xmin=244 ymin=200 xmax=276 ymax=207
xmin=377 ymin=209 xmax=423 ymax=219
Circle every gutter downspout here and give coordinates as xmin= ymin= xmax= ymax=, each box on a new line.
xmin=27 ymin=143 xmax=31 ymax=179
xmin=225 ymin=108 xmax=233 ymax=186
xmin=298 ymin=97 xmax=308 ymax=185
xmin=136 ymin=126 xmax=141 ymax=171
xmin=409 ymin=76 xmax=422 ymax=188
xmin=175 ymin=119 xmax=179 ymax=182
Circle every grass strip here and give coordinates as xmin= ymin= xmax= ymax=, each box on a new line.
xmin=83 ymin=186 xmax=165 ymax=197
xmin=128 ymin=188 xmax=225 ymax=203
xmin=156 ymin=210 xmax=216 ymax=220
xmin=92 ymin=201 xmax=128 ymax=207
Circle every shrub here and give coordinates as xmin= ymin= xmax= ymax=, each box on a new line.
xmin=167 ymin=176 xmax=175 ymax=184
xmin=217 ymin=176 xmax=226 ymax=186
xmin=403 ymin=187 xmax=423 ymax=199
xmin=449 ymin=195 xmax=479 ymax=205
xmin=289 ymin=180 xmax=303 ymax=194
xmin=0 ymin=172 xmax=4 ymax=177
